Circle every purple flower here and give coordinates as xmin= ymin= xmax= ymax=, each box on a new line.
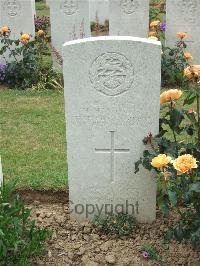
xmin=160 ymin=22 xmax=166 ymax=32
xmin=34 ymin=15 xmax=50 ymax=32
xmin=142 ymin=251 xmax=150 ymax=260
xmin=0 ymin=64 xmax=6 ymax=82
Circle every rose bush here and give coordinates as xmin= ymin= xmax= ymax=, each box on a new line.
xmin=161 ymin=32 xmax=189 ymax=87
xmin=0 ymin=26 xmax=55 ymax=89
xmin=135 ymin=60 xmax=200 ymax=248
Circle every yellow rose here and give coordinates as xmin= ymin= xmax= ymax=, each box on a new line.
xmin=173 ymin=154 xmax=198 ymax=174
xmin=37 ymin=29 xmax=44 ymax=36
xmin=184 ymin=52 xmax=193 ymax=61
xmin=177 ymin=32 xmax=187 ymax=39
xmin=160 ymin=89 xmax=183 ymax=104
xmin=148 ymin=36 xmax=158 ymax=41
xmin=150 ymin=20 xmax=160 ymax=28
xmin=184 ymin=65 xmax=200 ymax=79
xmin=151 ymin=154 xmax=172 ymax=169
xmin=0 ymin=26 xmax=10 ymax=33
xmin=148 ymin=31 xmax=157 ymax=37
xmin=20 ymin=33 xmax=30 ymax=44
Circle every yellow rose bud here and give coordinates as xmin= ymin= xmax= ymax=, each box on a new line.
xmin=184 ymin=65 xmax=200 ymax=79
xmin=148 ymin=31 xmax=157 ymax=37
xmin=177 ymin=32 xmax=187 ymax=39
xmin=173 ymin=154 xmax=198 ymax=174
xmin=37 ymin=29 xmax=44 ymax=36
xmin=184 ymin=52 xmax=193 ymax=61
xmin=20 ymin=33 xmax=30 ymax=44
xmin=148 ymin=36 xmax=158 ymax=41
xmin=0 ymin=26 xmax=10 ymax=33
xmin=151 ymin=154 xmax=172 ymax=169
xmin=150 ymin=20 xmax=160 ymax=28
xmin=160 ymin=89 xmax=183 ymax=104
xmin=21 ymin=33 xmax=30 ymax=40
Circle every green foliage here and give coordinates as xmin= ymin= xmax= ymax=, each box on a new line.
xmin=140 ymin=243 xmax=164 ymax=265
xmin=0 ymin=29 xmax=55 ymax=90
xmin=94 ymin=213 xmax=137 ymax=237
xmin=161 ymin=40 xmax=188 ymax=87
xmin=0 ymin=37 xmax=40 ymax=89
xmin=150 ymin=0 xmax=165 ymax=21
xmin=0 ymin=180 xmax=50 ymax=265
xmin=31 ymin=68 xmax=64 ymax=91
xmin=135 ymin=82 xmax=200 ymax=247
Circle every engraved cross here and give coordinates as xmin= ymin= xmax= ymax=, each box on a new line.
xmin=95 ymin=131 xmax=130 ymax=183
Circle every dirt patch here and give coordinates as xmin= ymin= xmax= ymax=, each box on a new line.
xmin=16 ymin=188 xmax=68 ymax=204
xmin=0 ymin=84 xmax=9 ymax=90
xmin=29 ymin=201 xmax=200 ymax=266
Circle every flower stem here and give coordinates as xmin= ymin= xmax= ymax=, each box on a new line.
xmin=170 ymin=101 xmax=178 ymax=156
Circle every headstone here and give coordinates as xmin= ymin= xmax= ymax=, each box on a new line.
xmin=0 ymin=0 xmax=35 ymax=40
xmin=63 ymin=36 xmax=161 ymax=223
xmin=166 ymin=0 xmax=200 ymax=64
xmin=45 ymin=0 xmax=50 ymax=7
xmin=90 ymin=0 xmax=109 ymax=24
xmin=32 ymin=0 xmax=36 ymax=15
xmin=0 ymin=157 xmax=3 ymax=186
xmin=109 ymin=0 xmax=149 ymax=37
xmin=50 ymin=0 xmax=90 ymax=65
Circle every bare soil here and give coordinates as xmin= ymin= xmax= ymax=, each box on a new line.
xmin=22 ymin=190 xmax=200 ymax=266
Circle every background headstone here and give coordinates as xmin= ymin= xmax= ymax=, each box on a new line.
xmin=63 ymin=36 xmax=161 ymax=222
xmin=166 ymin=0 xmax=200 ymax=64
xmin=109 ymin=0 xmax=149 ymax=37
xmin=44 ymin=0 xmax=50 ymax=7
xmin=0 ymin=0 xmax=35 ymax=40
xmin=90 ymin=0 xmax=109 ymax=24
xmin=50 ymin=0 xmax=90 ymax=65
xmin=32 ymin=0 xmax=36 ymax=15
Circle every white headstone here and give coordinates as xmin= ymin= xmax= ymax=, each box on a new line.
xmin=0 ymin=157 xmax=3 ymax=186
xmin=166 ymin=0 xmax=200 ymax=64
xmin=0 ymin=0 xmax=35 ymax=40
xmin=63 ymin=36 xmax=161 ymax=223
xmin=31 ymin=0 xmax=36 ymax=15
xmin=45 ymin=0 xmax=50 ymax=7
xmin=90 ymin=0 xmax=109 ymax=24
xmin=109 ymin=0 xmax=149 ymax=37
xmin=50 ymin=0 xmax=91 ymax=63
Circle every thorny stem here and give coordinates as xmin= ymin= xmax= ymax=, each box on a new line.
xmin=170 ymin=101 xmax=178 ymax=156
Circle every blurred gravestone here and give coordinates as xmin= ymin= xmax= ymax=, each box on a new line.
xmin=0 ymin=0 xmax=35 ymax=40
xmin=90 ymin=0 xmax=109 ymax=24
xmin=50 ymin=0 xmax=90 ymax=66
xmin=166 ymin=0 xmax=200 ymax=64
xmin=109 ymin=0 xmax=149 ymax=37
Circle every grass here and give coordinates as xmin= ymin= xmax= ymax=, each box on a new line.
xmin=36 ymin=1 xmax=50 ymax=17
xmin=0 ymin=89 xmax=67 ymax=189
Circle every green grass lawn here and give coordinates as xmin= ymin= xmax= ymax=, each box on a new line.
xmin=0 ymin=89 xmax=67 ymax=189
xmin=36 ymin=1 xmax=50 ymax=17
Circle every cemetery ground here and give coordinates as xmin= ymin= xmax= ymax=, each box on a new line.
xmin=1 ymin=86 xmax=200 ymax=266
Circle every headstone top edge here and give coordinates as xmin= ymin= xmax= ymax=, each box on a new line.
xmin=62 ymin=36 xmax=161 ymax=48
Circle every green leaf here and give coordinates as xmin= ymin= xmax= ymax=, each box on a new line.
xmin=190 ymin=183 xmax=200 ymax=193
xmin=184 ymin=95 xmax=196 ymax=105
xmin=168 ymin=190 xmax=177 ymax=206
xmin=170 ymin=108 xmax=184 ymax=131
xmin=135 ymin=159 xmax=142 ymax=174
